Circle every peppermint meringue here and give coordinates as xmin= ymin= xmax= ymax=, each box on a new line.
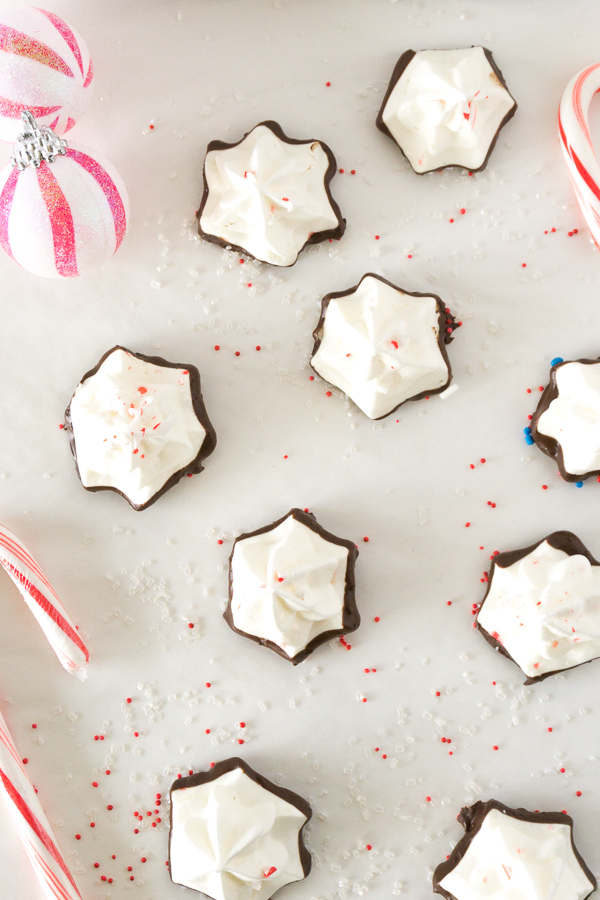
xmin=226 ymin=508 xmax=360 ymax=663
xmin=169 ymin=758 xmax=311 ymax=900
xmin=477 ymin=532 xmax=600 ymax=683
xmin=197 ymin=121 xmax=345 ymax=266
xmin=377 ymin=47 xmax=517 ymax=173
xmin=65 ymin=347 xmax=216 ymax=510
xmin=434 ymin=800 xmax=596 ymax=900
xmin=532 ymin=358 xmax=600 ymax=480
xmin=310 ymin=273 xmax=456 ymax=419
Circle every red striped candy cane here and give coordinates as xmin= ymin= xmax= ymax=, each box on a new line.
xmin=0 ymin=708 xmax=83 ymax=900
xmin=559 ymin=63 xmax=600 ymax=249
xmin=0 ymin=524 xmax=88 ymax=899
xmin=0 ymin=524 xmax=89 ymax=675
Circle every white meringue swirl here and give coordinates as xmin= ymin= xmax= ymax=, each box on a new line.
xmin=68 ymin=348 xmax=207 ymax=507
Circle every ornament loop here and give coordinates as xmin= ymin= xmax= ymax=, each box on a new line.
xmin=10 ymin=110 xmax=68 ymax=171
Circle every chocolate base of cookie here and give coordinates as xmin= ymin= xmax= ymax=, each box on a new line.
xmin=196 ymin=120 xmax=345 ymax=267
xmin=64 ymin=346 xmax=217 ymax=512
xmin=531 ymin=357 xmax=600 ymax=483
xmin=433 ymin=799 xmax=596 ymax=900
xmin=169 ymin=757 xmax=312 ymax=897
xmin=309 ymin=273 xmax=459 ymax=420
xmin=225 ymin=508 xmax=360 ymax=664
xmin=476 ymin=530 xmax=600 ymax=684
xmin=375 ymin=47 xmax=517 ymax=175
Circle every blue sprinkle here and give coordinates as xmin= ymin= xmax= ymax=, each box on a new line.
xmin=524 ymin=427 xmax=531 ymax=435
xmin=525 ymin=435 xmax=534 ymax=445
xmin=551 ymin=357 xmax=563 ymax=366
xmin=576 ymin=481 xmax=584 ymax=488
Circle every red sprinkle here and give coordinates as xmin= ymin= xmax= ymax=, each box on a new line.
xmin=363 ymin=537 xmax=369 ymax=543
xmin=374 ymin=616 xmax=380 ymax=622
xmin=326 ymin=391 xmax=332 ymax=397
xmin=214 ymin=345 xmax=220 ymax=351
xmin=366 ymin=845 xmax=372 ymax=851
xmin=576 ymin=791 xmax=582 ymax=797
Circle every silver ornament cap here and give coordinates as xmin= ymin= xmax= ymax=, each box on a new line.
xmin=10 ymin=110 xmax=68 ymax=171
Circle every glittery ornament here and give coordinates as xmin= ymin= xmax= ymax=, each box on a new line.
xmin=0 ymin=6 xmax=93 ymax=142
xmin=0 ymin=112 xmax=129 ymax=278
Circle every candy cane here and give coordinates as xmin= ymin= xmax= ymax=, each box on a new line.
xmin=0 ymin=709 xmax=83 ymax=900
xmin=559 ymin=63 xmax=600 ymax=249
xmin=0 ymin=523 xmax=88 ymax=899
xmin=0 ymin=524 xmax=89 ymax=675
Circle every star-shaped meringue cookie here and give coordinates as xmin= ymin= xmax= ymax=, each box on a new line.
xmin=433 ymin=800 xmax=596 ymax=900
xmin=197 ymin=121 xmax=345 ymax=266
xmin=376 ymin=47 xmax=517 ymax=173
xmin=476 ymin=531 xmax=600 ymax=683
xmin=65 ymin=346 xmax=216 ymax=510
xmin=169 ymin=758 xmax=311 ymax=900
xmin=226 ymin=508 xmax=360 ymax=663
xmin=532 ymin=358 xmax=600 ymax=481
xmin=310 ymin=273 xmax=456 ymax=419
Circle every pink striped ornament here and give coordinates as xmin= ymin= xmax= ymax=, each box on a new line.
xmin=0 ymin=524 xmax=89 ymax=674
xmin=0 ymin=143 xmax=129 ymax=278
xmin=0 ymin=6 xmax=93 ymax=142
xmin=559 ymin=63 xmax=600 ymax=249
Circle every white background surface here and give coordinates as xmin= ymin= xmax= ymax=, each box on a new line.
xmin=2 ymin=0 xmax=600 ymax=898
